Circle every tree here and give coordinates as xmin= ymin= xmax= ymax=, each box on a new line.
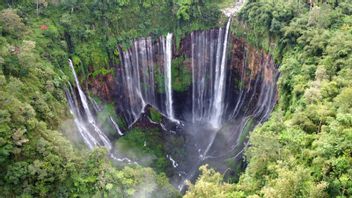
xmin=184 ymin=165 xmax=244 ymax=198
xmin=0 ymin=9 xmax=25 ymax=37
xmin=176 ymin=0 xmax=192 ymax=21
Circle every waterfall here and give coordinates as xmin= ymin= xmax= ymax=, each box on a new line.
xmin=65 ymin=16 xmax=280 ymax=191
xmin=210 ymin=18 xmax=232 ymax=128
xmin=117 ymin=25 xmax=232 ymax=128
xmin=169 ymin=16 xmax=278 ymax=191
xmin=121 ymin=48 xmax=145 ymax=123
xmin=65 ymin=83 xmax=98 ymax=149
xmin=117 ymin=34 xmax=177 ymax=126
xmin=62 ymin=0 xmax=278 ymax=189
xmin=66 ymin=60 xmax=139 ymax=165
xmin=68 ymin=59 xmax=112 ymax=150
xmin=110 ymin=116 xmax=124 ymax=136
xmin=191 ymin=29 xmax=222 ymax=123
xmin=190 ymin=18 xmax=231 ymax=128
xmin=164 ymin=33 xmax=175 ymax=120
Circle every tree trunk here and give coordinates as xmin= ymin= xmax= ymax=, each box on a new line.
xmin=37 ymin=0 xmax=39 ymax=16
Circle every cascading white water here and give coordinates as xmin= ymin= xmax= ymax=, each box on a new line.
xmin=67 ymin=60 xmax=138 ymax=164
xmin=118 ymin=34 xmax=177 ymax=126
xmin=64 ymin=1 xmax=277 ymax=190
xmin=121 ymin=50 xmax=145 ymax=121
xmin=69 ymin=60 xmax=93 ymax=123
xmin=68 ymin=59 xmax=112 ymax=150
xmin=110 ymin=116 xmax=124 ymax=136
xmin=90 ymin=97 xmax=102 ymax=112
xmin=190 ymin=18 xmax=232 ymax=129
xmin=164 ymin=33 xmax=175 ymax=120
xmin=118 ymin=26 xmax=230 ymax=128
xmin=66 ymin=13 xmax=279 ymax=192
xmin=210 ymin=18 xmax=232 ymax=128
xmin=192 ymin=29 xmax=223 ymax=123
xmin=166 ymin=154 xmax=179 ymax=168
xmin=66 ymin=83 xmax=98 ymax=149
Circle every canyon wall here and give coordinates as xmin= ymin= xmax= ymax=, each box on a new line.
xmin=77 ymin=28 xmax=279 ymax=190
xmin=87 ymin=31 xmax=279 ymax=129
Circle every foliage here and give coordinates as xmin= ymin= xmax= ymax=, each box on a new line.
xmin=187 ymin=1 xmax=352 ymax=197
xmin=176 ymin=0 xmax=192 ymax=21
xmin=149 ymin=107 xmax=163 ymax=123
xmin=0 ymin=3 xmax=183 ymax=197
xmin=172 ymin=55 xmax=192 ymax=92
xmin=91 ymin=68 xmax=113 ymax=78
xmin=10 ymin=0 xmax=222 ymax=80
xmin=184 ymin=165 xmax=245 ymax=198
xmin=115 ymin=127 xmax=170 ymax=174
xmin=93 ymin=100 xmax=129 ymax=137
xmin=70 ymin=148 xmax=179 ymax=198
xmin=154 ymin=64 xmax=166 ymax=93
xmin=0 ymin=9 xmax=26 ymax=38
xmin=3 ymin=0 xmax=352 ymax=197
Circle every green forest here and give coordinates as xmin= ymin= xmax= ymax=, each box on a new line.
xmin=0 ymin=0 xmax=351 ymax=197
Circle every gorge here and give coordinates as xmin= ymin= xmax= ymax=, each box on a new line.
xmin=67 ymin=18 xmax=279 ymax=191
xmin=2 ymin=0 xmax=351 ymax=197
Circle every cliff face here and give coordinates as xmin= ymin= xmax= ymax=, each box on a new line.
xmin=84 ymin=30 xmax=279 ymax=189
xmin=224 ymin=36 xmax=278 ymax=121
xmin=86 ymin=32 xmax=278 ymax=126
xmin=88 ymin=72 xmax=115 ymax=102
xmin=172 ymin=32 xmax=278 ymax=123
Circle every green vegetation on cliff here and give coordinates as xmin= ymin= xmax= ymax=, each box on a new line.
xmin=1 ymin=0 xmax=352 ymax=197
xmin=172 ymin=55 xmax=192 ymax=92
xmin=186 ymin=0 xmax=352 ymax=197
xmin=0 ymin=5 xmax=184 ymax=197
xmin=0 ymin=0 xmax=227 ymax=197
